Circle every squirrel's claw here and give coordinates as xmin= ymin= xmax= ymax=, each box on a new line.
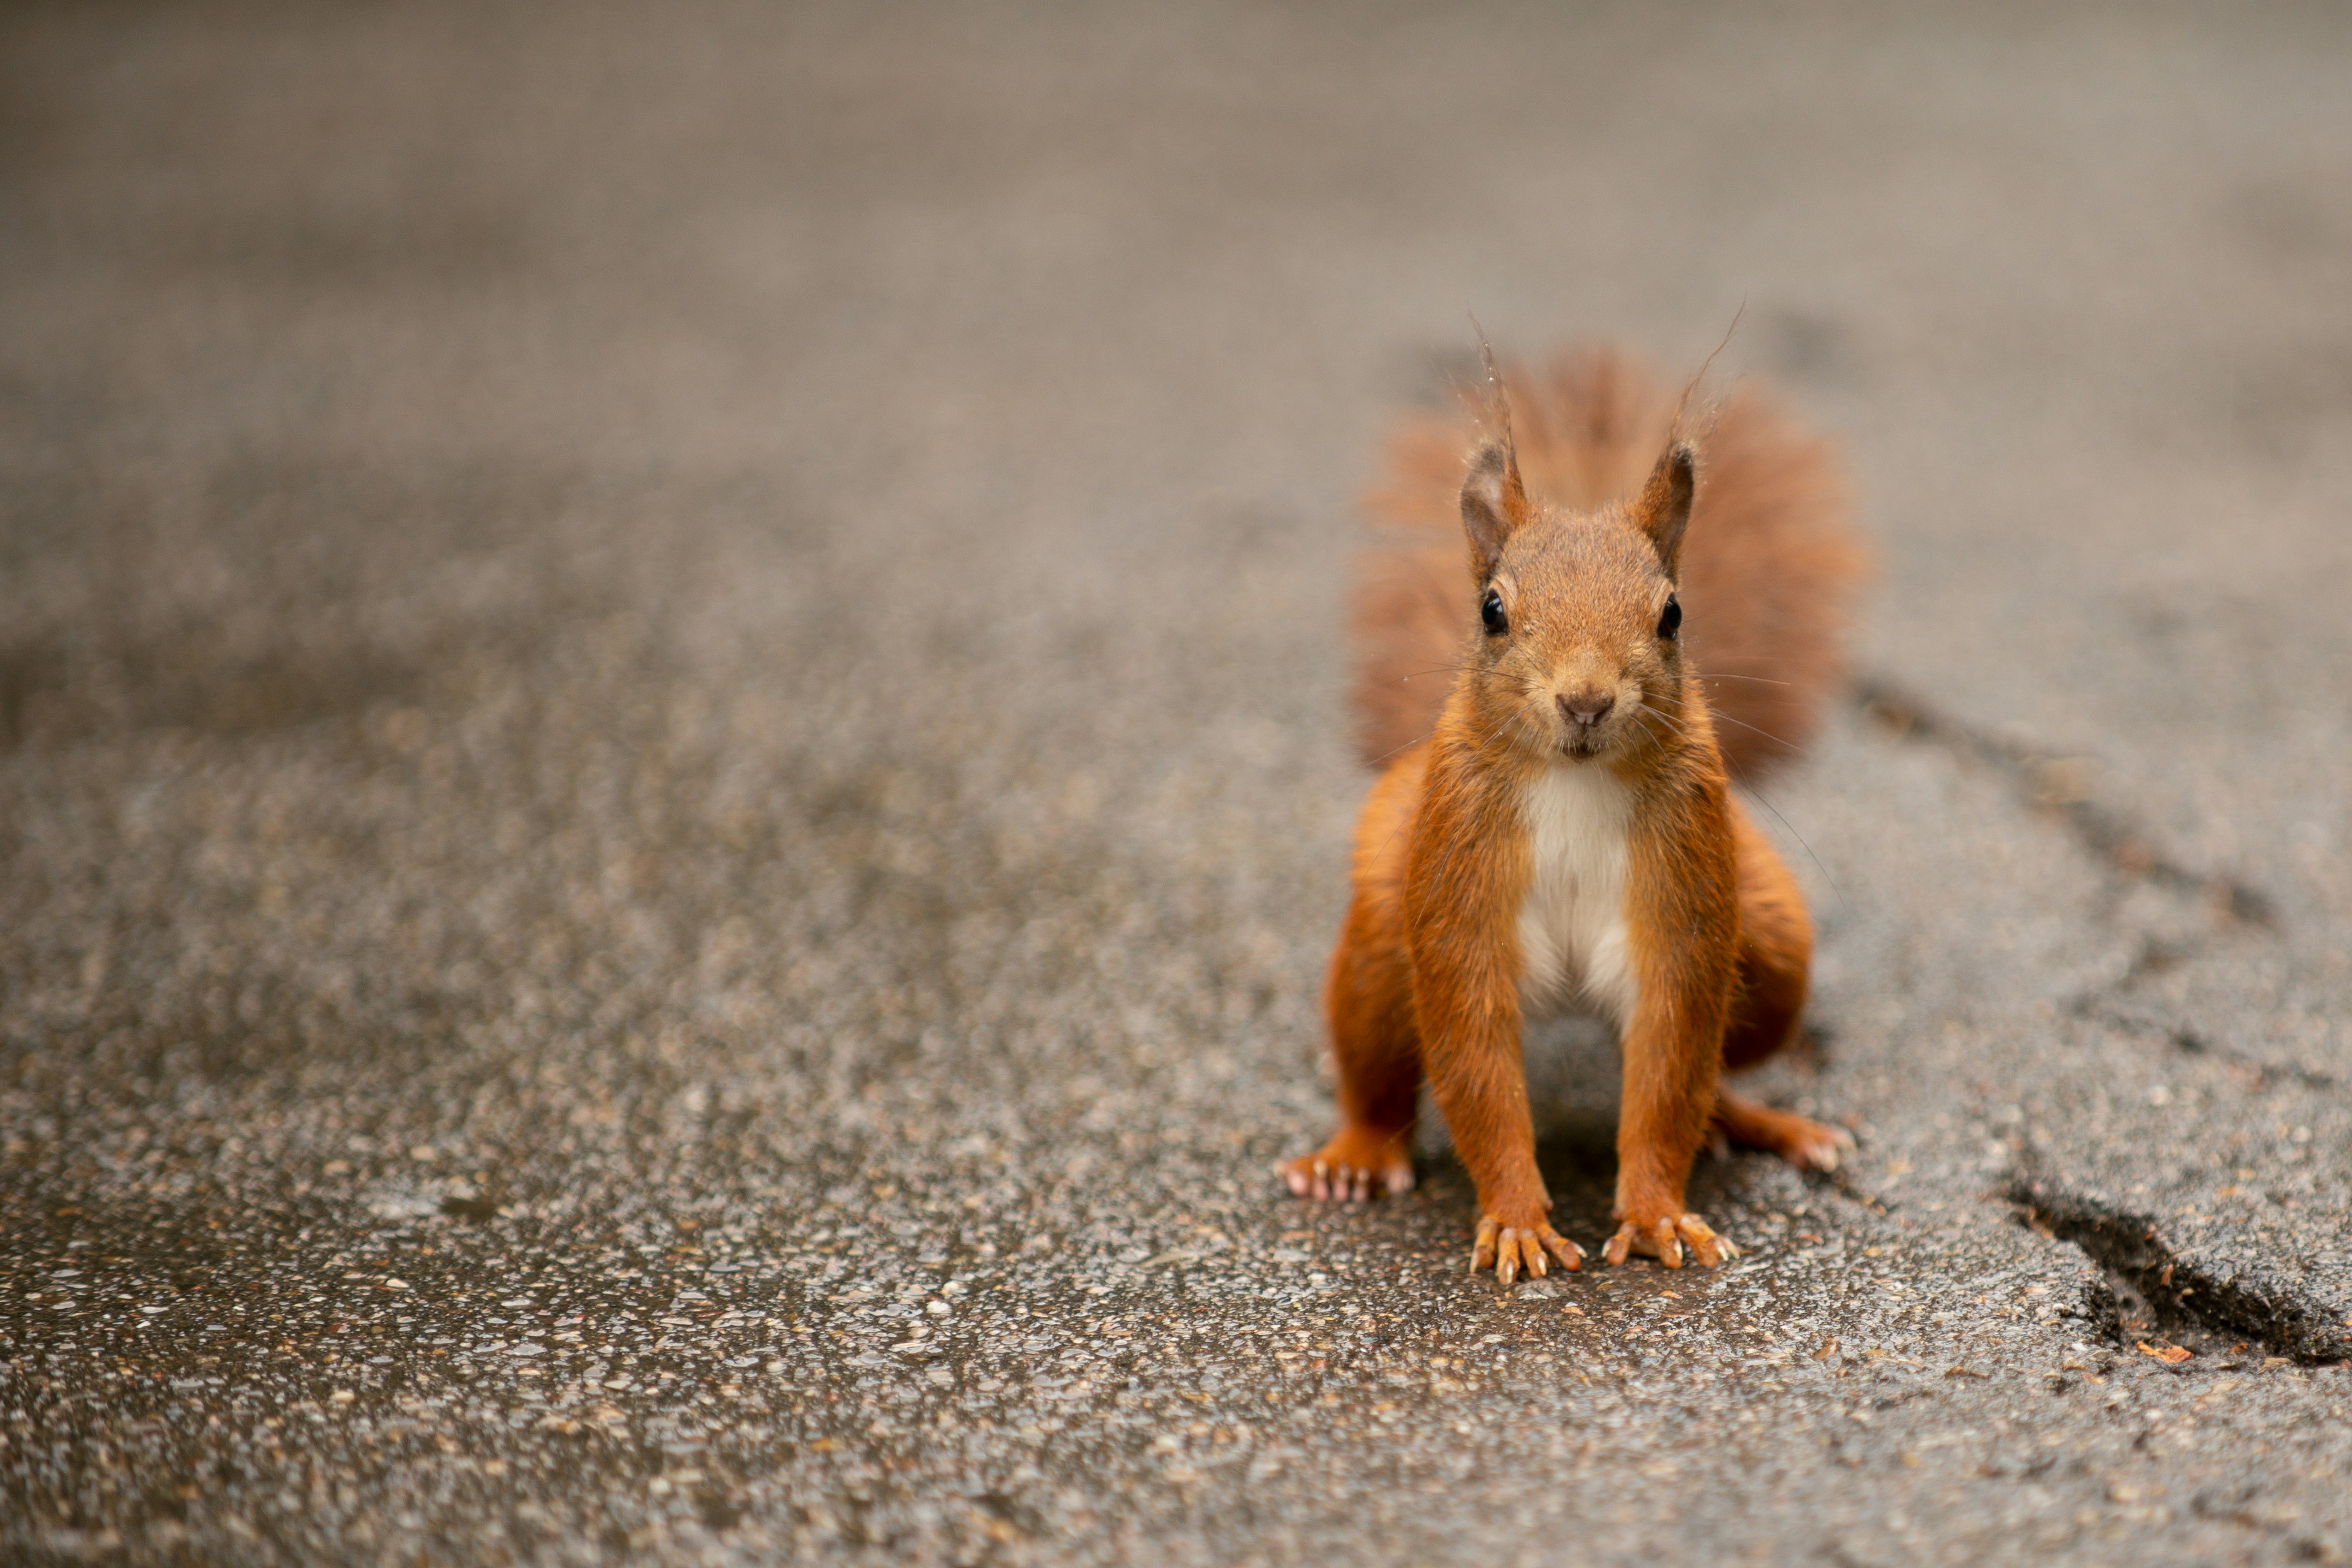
xmin=1276 ymin=1140 xmax=1414 ymax=1205
xmin=1542 ymin=1228 xmax=1586 ymax=1272
xmin=1603 ymin=1213 xmax=1735 ymax=1269
xmin=1471 ymin=1215 xmax=1583 ymax=1285
xmin=1713 ymin=1092 xmax=1856 ymax=1175
xmin=1304 ymin=1159 xmax=1376 ymax=1202
xmin=1794 ymin=1128 xmax=1854 ymax=1173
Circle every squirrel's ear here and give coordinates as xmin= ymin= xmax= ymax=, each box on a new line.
xmin=1633 ymin=439 xmax=1696 ymax=579
xmin=1460 ymin=439 xmax=1529 ymax=580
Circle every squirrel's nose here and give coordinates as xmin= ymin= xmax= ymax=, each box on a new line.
xmin=1558 ymin=691 xmax=1615 ymax=729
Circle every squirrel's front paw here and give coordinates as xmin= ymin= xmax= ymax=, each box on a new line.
xmin=1471 ymin=1214 xmax=1584 ymax=1286
xmin=1602 ymin=1212 xmax=1735 ymax=1269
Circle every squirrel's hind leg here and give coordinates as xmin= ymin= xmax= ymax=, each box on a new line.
xmin=1717 ymin=804 xmax=1852 ymax=1172
xmin=1278 ymin=898 xmax=1420 ymax=1203
xmin=1713 ymin=1090 xmax=1851 ymax=1173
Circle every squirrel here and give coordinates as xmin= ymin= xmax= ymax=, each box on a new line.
xmin=1277 ymin=344 xmax=1869 ymax=1282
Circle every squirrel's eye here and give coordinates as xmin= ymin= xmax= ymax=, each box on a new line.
xmin=1481 ymin=589 xmax=1508 ymax=636
xmin=1657 ymin=593 xmax=1682 ymax=640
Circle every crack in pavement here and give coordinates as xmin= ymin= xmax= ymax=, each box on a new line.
xmin=2047 ymin=929 xmax=2339 ymax=1092
xmin=1860 ymin=679 xmax=2348 ymax=1371
xmin=1855 ymin=679 xmax=2276 ymax=927
xmin=2008 ymin=1157 xmax=2350 ymax=1367
xmin=2189 ymin=1483 xmax=2348 ymax=1560
xmin=1858 ymin=676 xmax=2335 ymax=1086
xmin=2078 ymin=1002 xmax=2341 ymax=1093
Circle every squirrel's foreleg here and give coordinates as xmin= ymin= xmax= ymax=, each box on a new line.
xmin=1608 ymin=984 xmax=1732 ymax=1268
xmin=1606 ymin=789 xmax=1742 ymax=1269
xmin=1411 ymin=940 xmax=1583 ymax=1284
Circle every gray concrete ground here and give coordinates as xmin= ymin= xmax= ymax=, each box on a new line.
xmin=4 ymin=2 xmax=2351 ymax=1563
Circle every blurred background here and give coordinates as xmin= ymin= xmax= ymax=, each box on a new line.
xmin=4 ymin=3 xmax=2350 ymax=1563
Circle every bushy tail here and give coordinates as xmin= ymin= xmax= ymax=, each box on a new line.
xmin=1349 ymin=346 xmax=1869 ymax=782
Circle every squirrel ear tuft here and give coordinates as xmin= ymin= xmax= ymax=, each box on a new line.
xmin=1633 ymin=439 xmax=1696 ymax=579
xmin=1460 ymin=439 xmax=1529 ymax=580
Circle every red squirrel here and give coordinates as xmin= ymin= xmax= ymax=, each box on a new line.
xmin=1278 ymin=345 xmax=1869 ymax=1282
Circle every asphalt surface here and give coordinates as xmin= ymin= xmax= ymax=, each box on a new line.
xmin=4 ymin=3 xmax=2351 ymax=1564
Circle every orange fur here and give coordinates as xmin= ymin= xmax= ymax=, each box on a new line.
xmin=1351 ymin=347 xmax=1867 ymax=777
xmin=1281 ymin=344 xmax=1863 ymax=1281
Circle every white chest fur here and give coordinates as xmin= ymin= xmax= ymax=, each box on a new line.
xmin=1514 ymin=763 xmax=1638 ymax=1026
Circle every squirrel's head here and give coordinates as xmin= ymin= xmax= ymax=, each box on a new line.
xmin=1456 ymin=431 xmax=1695 ymax=766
